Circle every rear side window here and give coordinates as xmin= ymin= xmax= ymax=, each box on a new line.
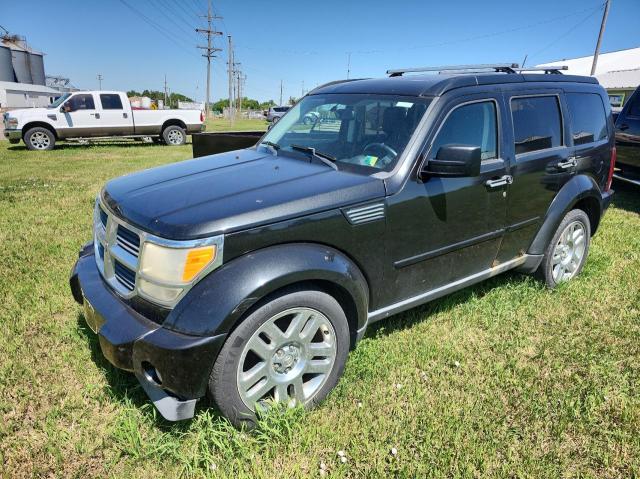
xmin=511 ymin=96 xmax=562 ymax=154
xmin=100 ymin=94 xmax=123 ymax=110
xmin=68 ymin=94 xmax=95 ymax=111
xmin=628 ymin=95 xmax=640 ymax=117
xmin=566 ymin=93 xmax=608 ymax=145
xmin=431 ymin=101 xmax=498 ymax=161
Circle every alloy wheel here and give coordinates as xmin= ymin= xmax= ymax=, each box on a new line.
xmin=551 ymin=220 xmax=586 ymax=283
xmin=29 ymin=131 xmax=51 ymax=149
xmin=236 ymin=307 xmax=337 ymax=410
xmin=167 ymin=129 xmax=184 ymax=145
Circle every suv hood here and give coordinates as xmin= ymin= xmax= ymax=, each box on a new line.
xmin=102 ymin=149 xmax=386 ymax=239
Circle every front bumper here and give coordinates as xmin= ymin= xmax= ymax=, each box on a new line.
xmin=3 ymin=129 xmax=21 ymax=140
xmin=70 ymin=244 xmax=226 ymax=421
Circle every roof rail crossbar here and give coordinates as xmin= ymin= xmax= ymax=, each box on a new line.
xmin=517 ymin=65 xmax=569 ymax=74
xmin=387 ymin=63 xmax=520 ymax=77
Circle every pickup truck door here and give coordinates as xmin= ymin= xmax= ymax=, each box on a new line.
xmin=59 ymin=93 xmax=102 ymax=138
xmin=615 ymin=89 xmax=640 ymax=170
xmin=97 ymin=93 xmax=134 ymax=136
xmin=383 ymin=93 xmax=508 ymax=304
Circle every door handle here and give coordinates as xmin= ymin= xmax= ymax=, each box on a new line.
xmin=556 ymin=158 xmax=577 ymax=170
xmin=123 ymin=112 xmax=128 ymax=119
xmin=90 ymin=113 xmax=101 ymax=119
xmin=618 ymin=124 xmax=629 ymax=131
xmin=485 ymin=175 xmax=512 ymax=188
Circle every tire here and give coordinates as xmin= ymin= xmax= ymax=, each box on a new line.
xmin=536 ymin=209 xmax=591 ymax=288
xmin=162 ymin=125 xmax=186 ymax=146
xmin=209 ymin=288 xmax=350 ymax=428
xmin=24 ymin=127 xmax=55 ymax=151
xmin=272 ymin=116 xmax=279 ymax=124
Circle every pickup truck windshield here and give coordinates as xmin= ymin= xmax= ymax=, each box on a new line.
xmin=49 ymin=93 xmax=71 ymax=109
xmin=260 ymin=93 xmax=431 ymax=172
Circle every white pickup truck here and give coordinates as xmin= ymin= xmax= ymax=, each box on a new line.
xmin=3 ymin=90 xmax=205 ymax=150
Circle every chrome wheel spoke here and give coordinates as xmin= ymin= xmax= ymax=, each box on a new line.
xmin=239 ymin=361 xmax=268 ymax=388
xmin=250 ymin=337 xmax=275 ymax=360
xmin=308 ymin=342 xmax=334 ymax=359
xmin=306 ymin=358 xmax=333 ymax=375
xmin=285 ymin=310 xmax=311 ymax=338
xmin=274 ymin=383 xmax=289 ymax=402
xmin=245 ymin=376 xmax=275 ymax=402
xmin=292 ymin=376 xmax=305 ymax=403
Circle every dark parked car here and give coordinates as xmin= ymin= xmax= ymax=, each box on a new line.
xmin=614 ymin=85 xmax=640 ymax=186
xmin=70 ymin=64 xmax=615 ymax=427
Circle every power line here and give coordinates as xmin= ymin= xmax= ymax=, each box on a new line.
xmin=146 ymin=0 xmax=198 ymax=39
xmin=196 ymin=0 xmax=223 ymax=117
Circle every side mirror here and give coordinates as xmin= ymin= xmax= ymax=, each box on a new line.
xmin=61 ymin=103 xmax=73 ymax=113
xmin=420 ymin=145 xmax=481 ymax=179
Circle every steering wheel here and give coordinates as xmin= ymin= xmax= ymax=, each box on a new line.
xmin=363 ymin=142 xmax=398 ymax=159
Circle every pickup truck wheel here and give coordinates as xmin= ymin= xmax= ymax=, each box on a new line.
xmin=209 ymin=289 xmax=349 ymax=428
xmin=24 ymin=127 xmax=55 ymax=151
xmin=536 ymin=209 xmax=591 ymax=288
xmin=162 ymin=125 xmax=186 ymax=146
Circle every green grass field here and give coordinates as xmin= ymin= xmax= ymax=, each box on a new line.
xmin=0 ymin=129 xmax=638 ymax=478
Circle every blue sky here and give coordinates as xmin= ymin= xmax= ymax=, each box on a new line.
xmin=2 ymin=0 xmax=638 ymax=103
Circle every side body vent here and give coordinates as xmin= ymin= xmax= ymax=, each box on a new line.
xmin=344 ymin=202 xmax=385 ymax=225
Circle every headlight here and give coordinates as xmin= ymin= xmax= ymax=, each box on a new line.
xmin=5 ymin=117 xmax=18 ymax=129
xmin=137 ymin=236 xmax=223 ymax=306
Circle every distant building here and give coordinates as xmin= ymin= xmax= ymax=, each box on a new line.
xmin=0 ymin=34 xmax=66 ymax=109
xmin=543 ymin=47 xmax=640 ymax=108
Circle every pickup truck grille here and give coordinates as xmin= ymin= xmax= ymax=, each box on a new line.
xmin=93 ymin=200 xmax=142 ymax=298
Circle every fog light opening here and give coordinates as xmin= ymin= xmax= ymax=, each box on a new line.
xmin=142 ymin=361 xmax=163 ymax=386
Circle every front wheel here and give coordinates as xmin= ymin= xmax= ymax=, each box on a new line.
xmin=162 ymin=125 xmax=186 ymax=146
xmin=209 ymin=289 xmax=350 ymax=428
xmin=24 ymin=127 xmax=56 ymax=151
xmin=536 ymin=209 xmax=591 ymax=288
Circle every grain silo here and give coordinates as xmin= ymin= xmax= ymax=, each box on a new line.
xmin=0 ymin=45 xmax=14 ymax=82
xmin=28 ymin=52 xmax=45 ymax=85
xmin=11 ymin=49 xmax=33 ymax=84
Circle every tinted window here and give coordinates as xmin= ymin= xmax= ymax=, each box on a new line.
xmin=511 ymin=96 xmax=562 ymax=154
xmin=100 ymin=94 xmax=123 ymax=110
xmin=628 ymin=95 xmax=640 ymax=117
xmin=431 ymin=101 xmax=498 ymax=161
xmin=67 ymin=94 xmax=95 ymax=111
xmin=274 ymin=107 xmax=289 ymax=112
xmin=566 ymin=93 xmax=608 ymax=145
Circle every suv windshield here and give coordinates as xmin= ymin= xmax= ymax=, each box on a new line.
xmin=49 ymin=93 xmax=71 ymax=109
xmin=260 ymin=93 xmax=431 ymax=172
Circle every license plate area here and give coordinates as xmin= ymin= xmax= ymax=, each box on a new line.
xmin=83 ymin=297 xmax=104 ymax=333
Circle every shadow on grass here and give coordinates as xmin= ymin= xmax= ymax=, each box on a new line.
xmin=75 ymin=312 xmax=220 ymax=433
xmin=7 ymin=140 xmax=190 ymax=152
xmin=364 ymin=270 xmax=533 ymax=340
xmin=611 ymin=181 xmax=640 ymax=214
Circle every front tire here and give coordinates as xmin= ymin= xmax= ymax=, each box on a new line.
xmin=162 ymin=125 xmax=186 ymax=146
xmin=24 ymin=127 xmax=55 ymax=151
xmin=536 ymin=209 xmax=591 ymax=288
xmin=209 ymin=288 xmax=350 ymax=428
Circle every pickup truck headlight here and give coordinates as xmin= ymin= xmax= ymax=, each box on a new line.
xmin=138 ymin=236 xmax=223 ymax=305
xmin=5 ymin=117 xmax=18 ymax=129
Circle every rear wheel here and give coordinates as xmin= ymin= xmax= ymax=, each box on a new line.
xmin=209 ymin=289 xmax=350 ymax=428
xmin=162 ymin=125 xmax=186 ymax=146
xmin=24 ymin=127 xmax=55 ymax=151
xmin=536 ymin=209 xmax=591 ymax=288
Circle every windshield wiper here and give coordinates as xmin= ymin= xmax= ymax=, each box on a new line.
xmin=290 ymin=144 xmax=338 ymax=170
xmin=260 ymin=140 xmax=280 ymax=155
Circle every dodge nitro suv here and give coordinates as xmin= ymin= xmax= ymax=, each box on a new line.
xmin=70 ymin=63 xmax=615 ymax=427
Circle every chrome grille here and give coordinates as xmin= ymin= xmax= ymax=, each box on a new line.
xmin=116 ymin=225 xmax=140 ymax=257
xmin=93 ymin=200 xmax=141 ymax=299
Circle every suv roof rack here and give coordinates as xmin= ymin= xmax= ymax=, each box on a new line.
xmin=386 ymin=63 xmax=569 ymax=77
xmin=387 ymin=63 xmax=520 ymax=77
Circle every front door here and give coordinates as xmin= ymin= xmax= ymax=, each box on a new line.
xmin=59 ymin=93 xmax=101 ymax=138
xmin=384 ymin=94 xmax=508 ymax=305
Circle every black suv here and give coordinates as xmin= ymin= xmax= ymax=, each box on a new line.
xmin=613 ymin=85 xmax=640 ymax=186
xmin=70 ymin=64 xmax=615 ymax=427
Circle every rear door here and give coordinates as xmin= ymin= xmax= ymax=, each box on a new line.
xmin=59 ymin=93 xmax=102 ymax=138
xmin=496 ymin=91 xmax=573 ymax=263
xmin=98 ymin=93 xmax=134 ymax=136
xmin=615 ymin=88 xmax=640 ymax=170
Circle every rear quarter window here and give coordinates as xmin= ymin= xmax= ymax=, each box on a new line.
xmin=566 ymin=93 xmax=608 ymax=145
xmin=511 ymin=96 xmax=563 ymax=155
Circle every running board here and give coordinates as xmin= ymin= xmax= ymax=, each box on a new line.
xmin=367 ymin=255 xmax=528 ymax=322
xmin=613 ymin=173 xmax=640 ymax=187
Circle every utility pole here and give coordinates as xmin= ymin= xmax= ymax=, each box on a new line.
xmin=227 ymin=35 xmax=234 ymax=122
xmin=196 ymin=0 xmax=222 ymax=118
xmin=163 ymin=74 xmax=168 ymax=108
xmin=279 ymin=80 xmax=283 ymax=106
xmin=347 ymin=52 xmax=351 ymax=79
xmin=97 ymin=74 xmax=103 ymax=90
xmin=591 ymin=0 xmax=612 ymax=76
